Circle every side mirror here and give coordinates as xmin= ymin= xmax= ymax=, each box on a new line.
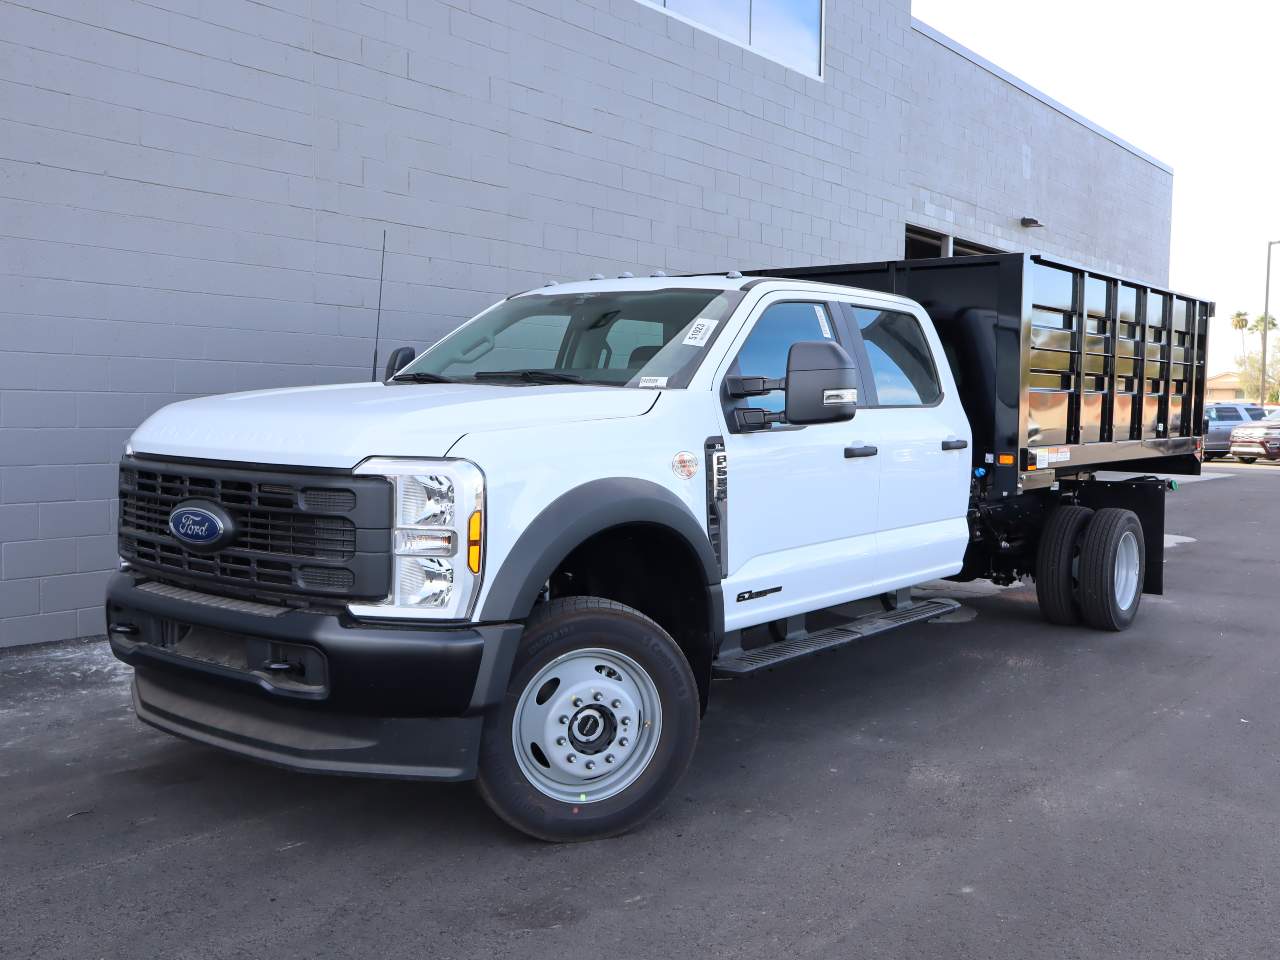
xmin=783 ymin=340 xmax=858 ymax=425
xmin=384 ymin=346 xmax=416 ymax=379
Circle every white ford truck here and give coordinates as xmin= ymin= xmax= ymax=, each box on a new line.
xmin=107 ymin=254 xmax=1211 ymax=840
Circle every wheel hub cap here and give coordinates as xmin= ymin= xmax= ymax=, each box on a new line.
xmin=513 ymin=647 xmax=662 ymax=803
xmin=1114 ymin=530 xmax=1140 ymax=609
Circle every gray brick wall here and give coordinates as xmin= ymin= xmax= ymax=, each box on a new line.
xmin=0 ymin=0 xmax=1172 ymax=647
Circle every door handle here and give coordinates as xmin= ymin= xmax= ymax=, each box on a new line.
xmin=941 ymin=438 xmax=968 ymax=451
xmin=844 ymin=444 xmax=878 ymax=459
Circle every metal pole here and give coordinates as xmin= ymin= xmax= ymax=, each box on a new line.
xmin=1264 ymin=240 xmax=1278 ymax=404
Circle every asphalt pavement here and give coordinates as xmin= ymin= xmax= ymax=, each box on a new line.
xmin=2 ymin=461 xmax=1277 ymax=959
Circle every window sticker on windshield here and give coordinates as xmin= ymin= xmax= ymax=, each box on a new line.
xmin=681 ymin=318 xmax=718 ymax=347
xmin=813 ymin=304 xmax=833 ymax=338
xmin=638 ymin=376 xmax=668 ymax=389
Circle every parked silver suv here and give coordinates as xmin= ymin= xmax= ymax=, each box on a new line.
xmin=1204 ymin=402 xmax=1267 ymax=459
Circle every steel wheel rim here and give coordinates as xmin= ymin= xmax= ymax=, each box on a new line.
xmin=1114 ymin=530 xmax=1140 ymax=609
xmin=512 ymin=647 xmax=663 ymax=804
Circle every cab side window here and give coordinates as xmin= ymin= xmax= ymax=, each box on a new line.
xmin=728 ymin=301 xmax=838 ymax=424
xmin=851 ymin=307 xmax=942 ymax=406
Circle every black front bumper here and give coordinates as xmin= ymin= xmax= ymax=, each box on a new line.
xmin=107 ymin=573 xmax=523 ymax=781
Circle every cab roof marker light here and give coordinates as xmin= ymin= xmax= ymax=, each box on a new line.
xmin=618 ymin=271 xmax=634 ymax=278
xmin=651 ymin=270 xmax=667 ymax=277
xmin=589 ymin=273 xmax=605 ymax=280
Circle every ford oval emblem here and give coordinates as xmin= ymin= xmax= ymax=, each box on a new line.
xmin=169 ymin=503 xmax=227 ymax=547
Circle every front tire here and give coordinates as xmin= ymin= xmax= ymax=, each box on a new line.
xmin=477 ymin=597 xmax=700 ymax=842
xmin=1237 ymin=456 xmax=1258 ymax=464
xmin=1077 ymin=508 xmax=1145 ymax=631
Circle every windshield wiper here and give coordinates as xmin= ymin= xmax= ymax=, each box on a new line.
xmin=389 ymin=371 xmax=455 ymax=384
xmin=472 ymin=370 xmax=584 ymax=385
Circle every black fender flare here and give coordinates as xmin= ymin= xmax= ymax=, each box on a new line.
xmin=468 ymin=478 xmax=722 ymax=712
xmin=479 ymin=478 xmax=719 ymax=621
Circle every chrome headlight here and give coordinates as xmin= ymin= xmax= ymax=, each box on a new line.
xmin=347 ymin=458 xmax=485 ymax=620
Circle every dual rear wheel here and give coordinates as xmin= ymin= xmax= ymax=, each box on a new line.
xmin=1036 ymin=505 xmax=1145 ymax=631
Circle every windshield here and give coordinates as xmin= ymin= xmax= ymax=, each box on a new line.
xmin=396 ymin=287 xmax=744 ymax=388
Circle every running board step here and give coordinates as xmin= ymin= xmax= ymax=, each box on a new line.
xmin=712 ymin=598 xmax=960 ymax=677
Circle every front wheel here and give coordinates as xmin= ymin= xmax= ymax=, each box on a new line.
xmin=1236 ymin=456 xmax=1258 ymax=464
xmin=477 ymin=597 xmax=700 ymax=842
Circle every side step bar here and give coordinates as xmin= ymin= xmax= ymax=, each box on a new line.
xmin=712 ymin=598 xmax=960 ymax=677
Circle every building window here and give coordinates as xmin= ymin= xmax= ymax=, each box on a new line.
xmin=905 ymin=226 xmax=946 ymax=259
xmin=643 ymin=0 xmax=823 ymax=77
xmin=953 ymin=238 xmax=1002 ymax=257
xmin=905 ymin=224 xmax=1002 ymax=259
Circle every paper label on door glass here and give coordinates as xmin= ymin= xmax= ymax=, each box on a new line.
xmin=813 ymin=304 xmax=833 ymax=338
xmin=638 ymin=376 xmax=668 ymax=388
xmin=681 ymin=318 xmax=717 ymax=347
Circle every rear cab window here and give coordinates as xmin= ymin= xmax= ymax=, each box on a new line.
xmin=847 ymin=306 xmax=942 ymax=406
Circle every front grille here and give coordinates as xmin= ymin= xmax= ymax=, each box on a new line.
xmin=118 ymin=457 xmax=392 ymax=606
xmin=121 ymin=489 xmax=355 ymax=560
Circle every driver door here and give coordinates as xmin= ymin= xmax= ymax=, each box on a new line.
xmin=718 ymin=295 xmax=882 ymax=632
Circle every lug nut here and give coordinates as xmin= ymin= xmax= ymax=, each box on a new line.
xmin=593 ymin=691 xmax=603 ymax=701
xmin=585 ymin=760 xmax=595 ymax=770
xmin=619 ymin=737 xmax=629 ymax=747
xmin=566 ymin=753 xmax=577 ymax=763
xmin=605 ymin=754 xmax=615 ymax=764
xmin=558 ymin=715 xmax=568 ymax=725
xmin=620 ymin=717 xmax=630 ymax=727
xmin=611 ymin=699 xmax=621 ymax=709
xmin=556 ymin=737 xmax=566 ymax=746
xmin=572 ymin=697 xmax=582 ymax=707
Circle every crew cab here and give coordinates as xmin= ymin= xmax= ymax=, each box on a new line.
xmin=107 ymin=254 xmax=1212 ymax=841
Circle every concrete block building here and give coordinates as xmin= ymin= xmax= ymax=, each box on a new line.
xmin=0 ymin=0 xmax=1173 ymax=646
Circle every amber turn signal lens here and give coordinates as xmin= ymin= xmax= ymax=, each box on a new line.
xmin=998 ymin=453 xmax=1015 ymax=465
xmin=467 ymin=510 xmax=482 ymax=574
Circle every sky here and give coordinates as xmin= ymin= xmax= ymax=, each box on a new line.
xmin=911 ymin=0 xmax=1280 ymax=374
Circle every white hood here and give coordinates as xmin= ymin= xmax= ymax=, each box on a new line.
xmin=129 ymin=381 xmax=659 ymax=468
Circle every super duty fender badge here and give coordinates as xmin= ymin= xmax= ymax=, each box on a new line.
xmin=736 ymin=586 xmax=781 ymax=602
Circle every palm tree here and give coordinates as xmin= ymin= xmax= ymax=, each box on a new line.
xmin=1232 ymin=310 xmax=1249 ymax=356
xmin=1248 ymin=313 xmax=1277 ymax=335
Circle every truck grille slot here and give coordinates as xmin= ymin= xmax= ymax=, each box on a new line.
xmin=120 ymin=491 xmax=355 ymax=560
xmin=117 ymin=458 xmax=391 ymax=607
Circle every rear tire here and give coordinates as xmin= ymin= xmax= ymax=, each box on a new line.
xmin=1237 ymin=456 xmax=1257 ymax=464
xmin=476 ymin=597 xmax=699 ymax=842
xmin=1077 ymin=508 xmax=1145 ymax=632
xmin=1035 ymin=504 xmax=1094 ymax=625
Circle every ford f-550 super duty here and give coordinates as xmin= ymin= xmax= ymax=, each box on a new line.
xmin=107 ymin=253 xmax=1212 ymax=840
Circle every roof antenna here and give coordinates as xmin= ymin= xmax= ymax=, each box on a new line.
xmin=370 ymin=228 xmax=387 ymax=382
